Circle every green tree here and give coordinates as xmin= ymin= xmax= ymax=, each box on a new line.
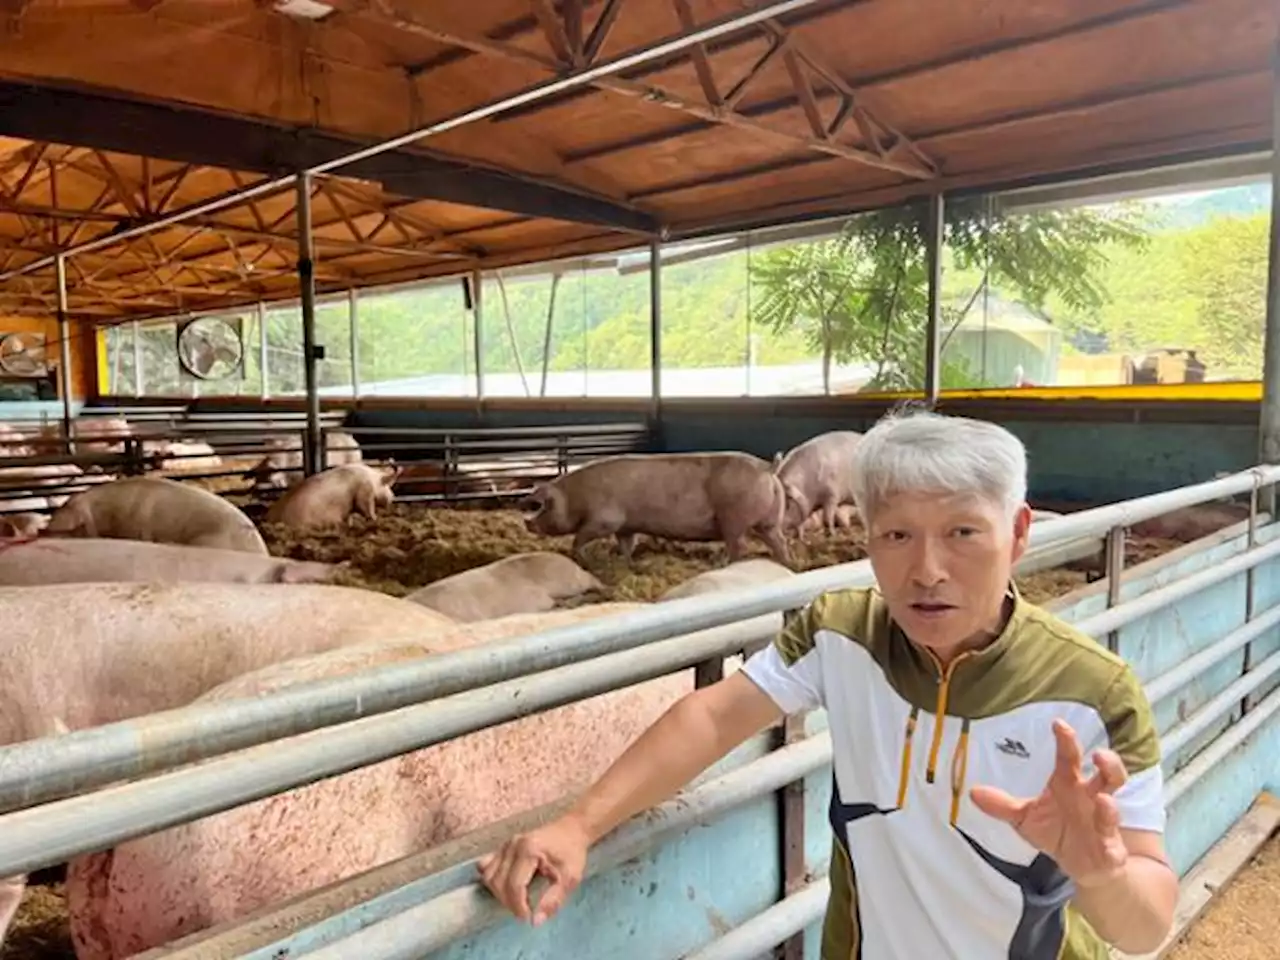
xmin=749 ymin=198 xmax=1152 ymax=392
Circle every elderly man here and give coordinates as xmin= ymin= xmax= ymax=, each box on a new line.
xmin=479 ymin=409 xmax=1177 ymax=958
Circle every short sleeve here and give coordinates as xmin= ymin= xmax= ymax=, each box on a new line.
xmin=1099 ymin=664 xmax=1166 ymax=833
xmin=740 ymin=595 xmax=830 ymax=715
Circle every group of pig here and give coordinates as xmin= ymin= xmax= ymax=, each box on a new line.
xmin=0 ymin=422 xmax=862 ymax=959
xmin=521 ymin=428 xmax=865 ymax=567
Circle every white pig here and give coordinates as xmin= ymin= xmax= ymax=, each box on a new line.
xmin=522 ymin=452 xmax=799 ymax=567
xmin=0 ymin=582 xmax=454 ymax=945
xmin=405 ymin=551 xmax=604 ymax=621
xmin=65 ymin=603 xmax=703 ymax=959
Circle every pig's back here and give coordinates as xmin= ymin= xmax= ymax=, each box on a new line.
xmin=0 ymin=582 xmax=454 ymax=745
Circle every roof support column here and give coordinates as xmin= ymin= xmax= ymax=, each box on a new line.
xmin=55 ymin=254 xmax=74 ymax=454
xmin=470 ymin=270 xmax=485 ymax=400
xmin=1257 ymin=41 xmax=1280 ymax=517
xmin=649 ymin=239 xmax=662 ymax=432
xmin=923 ymin=192 xmax=944 ymax=406
xmin=348 ymin=288 xmax=360 ymax=401
xmin=296 ymin=173 xmax=322 ymax=476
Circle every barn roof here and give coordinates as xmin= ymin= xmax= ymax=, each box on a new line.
xmin=0 ymin=0 xmax=1274 ymax=323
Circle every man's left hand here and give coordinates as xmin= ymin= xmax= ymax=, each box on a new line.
xmin=969 ymin=717 xmax=1129 ymax=889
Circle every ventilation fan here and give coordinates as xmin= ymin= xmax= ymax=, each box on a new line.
xmin=0 ymin=332 xmax=49 ymax=377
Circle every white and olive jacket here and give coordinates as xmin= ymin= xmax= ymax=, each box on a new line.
xmin=741 ymin=584 xmax=1165 ymax=960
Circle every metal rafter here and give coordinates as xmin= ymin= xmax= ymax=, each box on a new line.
xmin=366 ymin=0 xmax=937 ymax=180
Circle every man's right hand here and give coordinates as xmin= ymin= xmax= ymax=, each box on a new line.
xmin=477 ymin=813 xmax=591 ymax=926
xmin=475 ymin=673 xmax=785 ymax=928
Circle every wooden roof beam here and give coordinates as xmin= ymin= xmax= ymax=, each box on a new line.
xmin=369 ymin=3 xmax=936 ymax=181
xmin=0 ymin=80 xmax=659 ymax=234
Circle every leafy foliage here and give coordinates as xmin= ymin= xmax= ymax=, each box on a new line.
xmin=749 ymin=198 xmax=1151 ymax=392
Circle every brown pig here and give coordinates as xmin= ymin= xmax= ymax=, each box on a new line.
xmin=44 ymin=476 xmax=268 ymax=555
xmin=774 ymin=430 xmax=863 ymax=539
xmin=0 ymin=581 xmax=455 ymax=945
xmin=1128 ymin=503 xmax=1252 ymax=543
xmin=520 ymin=452 xmax=798 ymax=566
xmin=64 ymin=603 xmax=712 ymax=959
xmin=0 ymin=538 xmax=341 ymax=586
xmin=404 ymin=551 xmax=604 ymax=620
xmin=263 ymin=463 xmax=400 ymax=530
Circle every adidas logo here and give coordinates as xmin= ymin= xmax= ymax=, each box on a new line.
xmin=995 ymin=737 xmax=1030 ymax=759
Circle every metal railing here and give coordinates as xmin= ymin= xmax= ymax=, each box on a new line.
xmin=2 ymin=465 xmax=1279 ymax=959
xmin=349 ymin=422 xmax=652 ymax=503
xmin=1 ymin=410 xmax=652 ymax=514
xmin=213 ymin=503 xmax=1280 ymax=960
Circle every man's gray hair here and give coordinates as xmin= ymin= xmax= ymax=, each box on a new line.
xmin=850 ymin=408 xmax=1028 ymax=522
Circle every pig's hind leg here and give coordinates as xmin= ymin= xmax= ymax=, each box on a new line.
xmin=0 ymin=874 xmax=26 ymax=944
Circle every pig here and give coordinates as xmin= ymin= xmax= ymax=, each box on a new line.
xmin=0 ymin=538 xmax=342 ymax=586
xmin=0 ymin=461 xmax=104 ymax=509
xmin=0 ymin=581 xmax=455 ymax=945
xmin=1128 ymin=503 xmax=1251 ymax=543
xmin=146 ymin=440 xmax=224 ymax=475
xmin=774 ymin=430 xmax=863 ymax=539
xmin=0 ymin=424 xmax=36 ymax=457
xmin=65 ymin=602 xmax=707 ymax=959
xmin=405 ymin=551 xmax=604 ymax=621
xmin=521 ymin=452 xmax=799 ymax=567
xmin=263 ymin=463 xmax=400 ymax=530
xmin=659 ymin=557 xmax=796 ymax=601
xmin=44 ymin=476 xmax=268 ymax=555
xmin=0 ymin=512 xmax=47 ymax=538
xmin=70 ymin=416 xmax=133 ymax=453
xmin=248 ymin=431 xmax=362 ymax=489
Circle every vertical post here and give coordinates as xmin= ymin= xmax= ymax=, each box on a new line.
xmin=1104 ymin=526 xmax=1125 ymax=654
xmin=1259 ymin=41 xmax=1280 ymax=517
xmin=297 ymin=174 xmax=321 ymax=477
xmin=55 ymin=254 xmax=75 ymax=454
xmin=649 ymin=239 xmax=662 ymax=426
xmin=923 ymin=192 xmax=944 ymax=407
xmin=777 ymin=711 xmax=808 ymax=960
xmin=472 ymin=269 xmax=485 ymax=400
xmin=348 ymin=288 xmax=360 ymax=400
xmin=1241 ymin=480 xmax=1261 ymax=716
xmin=258 ymin=301 xmax=270 ymax=400
xmin=131 ymin=320 xmax=142 ymax=397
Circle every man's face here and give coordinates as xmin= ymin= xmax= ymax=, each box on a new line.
xmin=864 ymin=490 xmax=1032 ymax=661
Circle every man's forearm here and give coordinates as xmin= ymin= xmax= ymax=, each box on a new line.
xmin=566 ymin=682 xmax=775 ymax=844
xmin=1071 ymin=855 xmax=1178 ymax=953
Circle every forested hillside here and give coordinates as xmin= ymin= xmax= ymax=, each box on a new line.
xmin=114 ymin=182 xmax=1273 ymax=396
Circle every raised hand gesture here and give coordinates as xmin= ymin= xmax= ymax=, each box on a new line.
xmin=969 ymin=718 xmax=1130 ymax=888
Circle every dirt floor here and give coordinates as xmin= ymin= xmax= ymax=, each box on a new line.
xmin=0 ymin=501 xmax=1265 ymax=960
xmin=1164 ymin=830 xmax=1280 ymax=960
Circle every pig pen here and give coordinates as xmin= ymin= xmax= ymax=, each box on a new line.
xmin=0 ymin=501 xmax=1259 ymax=960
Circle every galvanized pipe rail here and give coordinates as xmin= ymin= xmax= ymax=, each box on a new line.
xmin=230 ymin=595 xmax=1280 ymax=960
xmin=681 ymin=877 xmax=832 ymax=960
xmin=2 ymin=464 xmax=1277 ymax=815
xmin=0 ymin=615 xmax=776 ymax=875
xmin=278 ymin=734 xmax=835 ymax=960
xmin=5 ymin=469 xmax=1264 ymax=960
